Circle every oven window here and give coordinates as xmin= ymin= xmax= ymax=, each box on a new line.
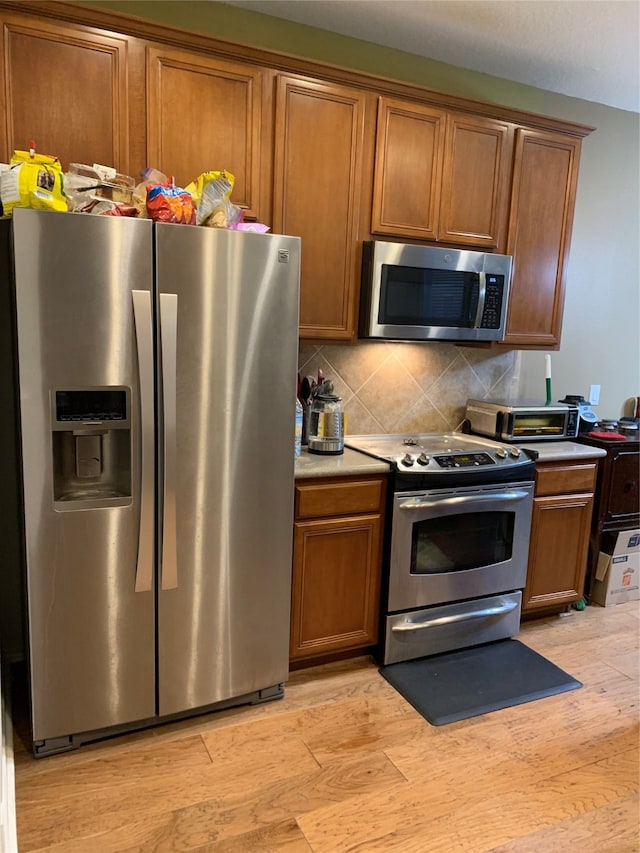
xmin=410 ymin=511 xmax=515 ymax=573
xmin=512 ymin=412 xmax=566 ymax=436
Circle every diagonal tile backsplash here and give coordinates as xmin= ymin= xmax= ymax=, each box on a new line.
xmin=299 ymin=342 xmax=521 ymax=435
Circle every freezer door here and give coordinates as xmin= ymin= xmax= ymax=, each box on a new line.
xmin=155 ymin=224 xmax=300 ymax=715
xmin=11 ymin=209 xmax=156 ymax=744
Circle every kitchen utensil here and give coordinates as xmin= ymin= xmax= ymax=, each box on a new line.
xmin=300 ymin=375 xmax=316 ymax=406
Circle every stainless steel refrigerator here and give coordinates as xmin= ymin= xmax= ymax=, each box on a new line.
xmin=0 ymin=208 xmax=300 ymax=756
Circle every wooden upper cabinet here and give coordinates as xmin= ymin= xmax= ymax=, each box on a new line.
xmin=440 ymin=113 xmax=512 ymax=248
xmin=146 ymin=46 xmax=270 ymax=220
xmin=503 ymin=129 xmax=581 ymax=348
xmin=371 ymin=98 xmax=511 ymax=247
xmin=371 ymin=97 xmax=445 ymax=241
xmin=273 ymin=76 xmax=367 ymax=341
xmin=0 ymin=15 xmax=131 ymax=172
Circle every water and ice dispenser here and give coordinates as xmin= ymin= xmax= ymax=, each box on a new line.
xmin=51 ymin=388 xmax=132 ymax=507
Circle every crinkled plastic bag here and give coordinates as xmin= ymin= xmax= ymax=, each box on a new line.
xmin=184 ymin=170 xmax=242 ymax=227
xmin=1 ymin=150 xmax=66 ymax=218
xmin=65 ymin=162 xmax=135 ymax=213
xmin=146 ymin=181 xmax=196 ymax=224
xmin=185 ymin=169 xmax=234 ymax=210
xmin=132 ymin=168 xmax=168 ymax=218
xmin=231 ymin=222 xmax=270 ymax=233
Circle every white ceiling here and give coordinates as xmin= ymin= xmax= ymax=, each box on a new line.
xmin=223 ymin=0 xmax=640 ymax=112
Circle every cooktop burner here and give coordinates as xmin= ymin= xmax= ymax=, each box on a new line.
xmin=345 ymin=432 xmax=537 ymax=477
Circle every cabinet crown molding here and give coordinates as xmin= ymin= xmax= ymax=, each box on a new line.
xmin=0 ymin=0 xmax=595 ymax=138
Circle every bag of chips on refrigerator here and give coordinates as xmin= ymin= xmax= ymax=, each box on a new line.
xmin=1 ymin=148 xmax=66 ymax=218
xmin=146 ymin=179 xmax=196 ymax=224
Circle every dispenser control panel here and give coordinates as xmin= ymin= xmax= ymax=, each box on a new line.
xmin=54 ymin=389 xmax=128 ymax=424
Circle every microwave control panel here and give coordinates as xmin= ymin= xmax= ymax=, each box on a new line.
xmin=479 ymin=276 xmax=504 ymax=329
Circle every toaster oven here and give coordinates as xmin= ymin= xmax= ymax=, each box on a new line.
xmin=465 ymin=399 xmax=580 ymax=442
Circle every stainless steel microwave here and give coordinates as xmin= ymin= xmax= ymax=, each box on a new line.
xmin=359 ymin=241 xmax=512 ymax=342
xmin=465 ymin=399 xmax=580 ymax=442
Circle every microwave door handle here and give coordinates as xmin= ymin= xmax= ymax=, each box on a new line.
xmin=473 ymin=271 xmax=487 ymax=328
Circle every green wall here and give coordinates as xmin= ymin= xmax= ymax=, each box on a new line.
xmin=84 ymin=0 xmax=560 ymax=115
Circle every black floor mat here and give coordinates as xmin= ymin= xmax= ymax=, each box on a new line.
xmin=379 ymin=639 xmax=582 ymax=726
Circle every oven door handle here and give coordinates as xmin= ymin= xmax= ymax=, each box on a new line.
xmin=398 ymin=489 xmax=530 ymax=511
xmin=391 ymin=600 xmax=519 ymax=632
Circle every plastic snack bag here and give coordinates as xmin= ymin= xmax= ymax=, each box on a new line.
xmin=184 ymin=169 xmax=242 ymax=227
xmin=65 ymin=162 xmax=135 ymax=213
xmin=146 ymin=178 xmax=196 ymax=224
xmin=1 ymin=143 xmax=66 ymax=218
xmin=185 ymin=169 xmax=234 ymax=211
xmin=132 ymin=167 xmax=168 ymax=218
xmin=230 ymin=222 xmax=270 ymax=233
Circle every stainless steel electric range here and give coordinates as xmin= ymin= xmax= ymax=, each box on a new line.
xmin=344 ymin=433 xmax=537 ymax=664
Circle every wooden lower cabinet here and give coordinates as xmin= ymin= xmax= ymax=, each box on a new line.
xmin=523 ymin=459 xmax=597 ymax=614
xmin=575 ymin=435 xmax=640 ymax=592
xmin=290 ymin=475 xmax=386 ymax=664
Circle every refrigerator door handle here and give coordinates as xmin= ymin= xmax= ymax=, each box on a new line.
xmin=132 ymin=290 xmax=154 ymax=593
xmin=160 ymin=293 xmax=178 ymax=590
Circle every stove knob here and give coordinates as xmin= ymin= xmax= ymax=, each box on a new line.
xmin=401 ymin=453 xmax=415 ymax=467
xmin=496 ymin=448 xmax=508 ymax=458
xmin=417 ymin=453 xmax=430 ymax=466
xmin=509 ymin=447 xmax=522 ymax=457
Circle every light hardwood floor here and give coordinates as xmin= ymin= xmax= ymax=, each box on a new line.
xmin=12 ymin=601 xmax=640 ymax=852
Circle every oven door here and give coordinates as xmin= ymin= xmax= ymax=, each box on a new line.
xmin=388 ymin=482 xmax=534 ymax=613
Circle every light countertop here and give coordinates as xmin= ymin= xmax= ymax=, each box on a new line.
xmin=295 ymin=439 xmax=607 ymax=480
xmin=295 ymin=447 xmax=390 ymax=479
xmin=517 ymin=440 xmax=607 ymax=461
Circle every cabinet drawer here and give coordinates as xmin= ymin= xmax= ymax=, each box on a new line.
xmin=535 ymin=461 xmax=597 ymax=496
xmin=295 ymin=477 xmax=385 ymax=520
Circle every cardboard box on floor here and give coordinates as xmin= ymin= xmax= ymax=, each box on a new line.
xmin=590 ymin=529 xmax=640 ymax=607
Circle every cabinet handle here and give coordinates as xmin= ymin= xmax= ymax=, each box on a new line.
xmin=624 ymin=480 xmax=636 ymax=492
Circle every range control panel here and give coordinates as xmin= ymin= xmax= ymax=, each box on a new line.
xmin=434 ymin=452 xmax=494 ymax=468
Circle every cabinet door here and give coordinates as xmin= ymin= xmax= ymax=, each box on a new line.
xmin=371 ymin=97 xmax=445 ymax=240
xmin=523 ymin=493 xmax=594 ymax=611
xmin=273 ymin=76 xmax=367 ymax=340
xmin=290 ymin=514 xmax=382 ymax=660
xmin=146 ymin=46 xmax=270 ymax=220
xmin=504 ymin=129 xmax=581 ymax=348
xmin=0 ymin=14 xmax=131 ymax=172
xmin=602 ymin=449 xmax=640 ymax=528
xmin=439 ymin=113 xmax=512 ymax=248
